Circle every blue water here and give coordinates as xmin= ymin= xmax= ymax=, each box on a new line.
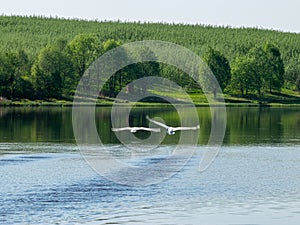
xmin=1 ymin=143 xmax=300 ymax=224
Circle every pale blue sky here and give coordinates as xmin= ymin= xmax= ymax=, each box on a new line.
xmin=1 ymin=0 xmax=300 ymax=33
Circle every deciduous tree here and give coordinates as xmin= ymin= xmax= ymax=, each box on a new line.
xmin=202 ymin=47 xmax=231 ymax=98
xmin=0 ymin=50 xmax=32 ymax=99
xmin=32 ymin=42 xmax=74 ymax=99
xmin=230 ymin=56 xmax=260 ymax=95
xmin=262 ymin=43 xmax=285 ymax=92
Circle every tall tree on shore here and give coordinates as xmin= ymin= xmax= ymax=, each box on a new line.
xmin=0 ymin=54 xmax=10 ymax=98
xmin=246 ymin=46 xmax=269 ymax=95
xmin=262 ymin=43 xmax=285 ymax=93
xmin=202 ymin=47 xmax=231 ymax=98
xmin=67 ymin=34 xmax=103 ymax=97
xmin=230 ymin=44 xmax=285 ymax=96
xmin=31 ymin=41 xmax=74 ymax=99
xmin=67 ymin=34 xmax=102 ymax=78
xmin=0 ymin=50 xmax=32 ymax=99
xmin=230 ymin=56 xmax=260 ymax=95
xmin=100 ymin=39 xmax=123 ymax=96
xmin=284 ymin=59 xmax=300 ymax=90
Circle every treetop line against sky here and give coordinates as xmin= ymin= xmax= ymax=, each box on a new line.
xmin=1 ymin=0 xmax=300 ymax=33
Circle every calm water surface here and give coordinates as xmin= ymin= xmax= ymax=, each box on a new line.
xmin=0 ymin=106 xmax=299 ymax=224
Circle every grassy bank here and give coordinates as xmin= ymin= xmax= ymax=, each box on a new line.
xmin=1 ymin=88 xmax=300 ymax=107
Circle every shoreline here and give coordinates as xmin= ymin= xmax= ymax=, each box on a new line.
xmin=1 ymin=100 xmax=300 ymax=108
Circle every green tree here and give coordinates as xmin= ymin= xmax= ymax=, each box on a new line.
xmin=262 ymin=43 xmax=285 ymax=92
xmin=123 ymin=46 xmax=160 ymax=94
xmin=100 ymin=39 xmax=124 ymax=96
xmin=231 ymin=44 xmax=285 ymax=96
xmin=230 ymin=56 xmax=260 ymax=95
xmin=202 ymin=47 xmax=231 ymax=98
xmin=101 ymin=41 xmax=160 ymax=97
xmin=32 ymin=42 xmax=74 ymax=99
xmin=67 ymin=34 xmax=102 ymax=78
xmin=0 ymin=50 xmax=32 ymax=99
xmin=67 ymin=34 xmax=103 ymax=98
xmin=284 ymin=59 xmax=299 ymax=90
xmin=246 ymin=46 xmax=269 ymax=95
xmin=103 ymin=39 xmax=121 ymax=52
xmin=0 ymin=54 xmax=10 ymax=97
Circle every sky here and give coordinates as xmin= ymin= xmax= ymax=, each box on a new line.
xmin=1 ymin=0 xmax=300 ymax=33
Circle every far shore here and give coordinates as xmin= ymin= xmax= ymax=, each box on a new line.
xmin=1 ymin=99 xmax=300 ymax=108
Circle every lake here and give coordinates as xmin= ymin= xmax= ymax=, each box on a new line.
xmin=0 ymin=106 xmax=300 ymax=224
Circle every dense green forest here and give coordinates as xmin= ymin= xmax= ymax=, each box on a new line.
xmin=0 ymin=15 xmax=299 ymax=103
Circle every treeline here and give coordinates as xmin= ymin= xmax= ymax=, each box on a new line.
xmin=0 ymin=16 xmax=299 ymax=101
xmin=0 ymin=35 xmax=161 ymax=99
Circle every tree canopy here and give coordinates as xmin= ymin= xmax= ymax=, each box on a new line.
xmin=202 ymin=47 xmax=231 ymax=97
xmin=0 ymin=15 xmax=299 ymax=101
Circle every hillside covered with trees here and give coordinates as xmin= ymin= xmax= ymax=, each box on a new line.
xmin=0 ymin=15 xmax=300 ymax=103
